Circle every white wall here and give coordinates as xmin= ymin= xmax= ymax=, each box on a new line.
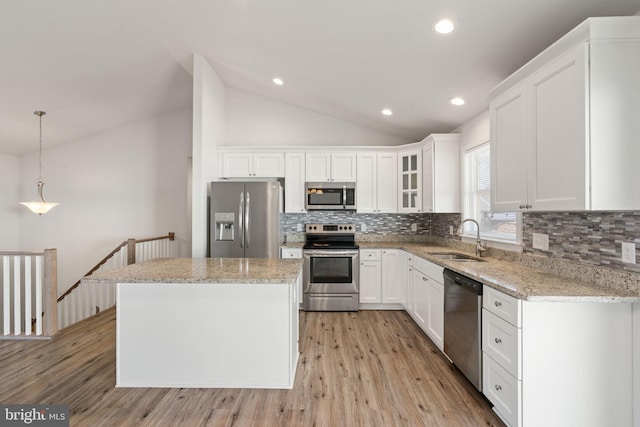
xmin=225 ymin=88 xmax=412 ymax=147
xmin=454 ymin=109 xmax=490 ymax=152
xmin=0 ymin=154 xmax=20 ymax=250
xmin=192 ymin=55 xmax=226 ymax=257
xmin=19 ymin=108 xmax=192 ymax=296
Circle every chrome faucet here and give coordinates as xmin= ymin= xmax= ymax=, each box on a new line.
xmin=458 ymin=218 xmax=487 ymax=257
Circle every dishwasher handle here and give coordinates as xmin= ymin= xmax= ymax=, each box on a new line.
xmin=444 ymin=269 xmax=483 ymax=295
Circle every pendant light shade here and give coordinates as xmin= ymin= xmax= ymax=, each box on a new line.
xmin=20 ymin=111 xmax=60 ymax=215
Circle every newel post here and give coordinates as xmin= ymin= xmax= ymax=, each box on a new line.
xmin=43 ymin=249 xmax=58 ymax=336
xmin=127 ymin=239 xmax=136 ymax=265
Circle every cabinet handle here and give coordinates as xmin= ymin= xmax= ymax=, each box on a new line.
xmin=519 ymin=205 xmax=525 ymax=209
xmin=495 ymin=384 xmax=502 ymax=391
xmin=494 ymin=301 xmax=502 ymax=307
xmin=526 ymin=204 xmax=532 ymax=209
xmin=495 ymin=338 xmax=502 ymax=344
xmin=423 ymin=277 xmax=427 ymax=281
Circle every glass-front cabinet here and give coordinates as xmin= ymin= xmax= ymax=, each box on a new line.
xmin=398 ymin=149 xmax=422 ymax=213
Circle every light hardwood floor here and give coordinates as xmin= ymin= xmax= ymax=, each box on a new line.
xmin=0 ymin=307 xmax=503 ymax=426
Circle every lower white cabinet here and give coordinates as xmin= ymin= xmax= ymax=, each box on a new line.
xmin=360 ymin=249 xmax=406 ymax=307
xmin=359 ymin=252 xmax=382 ymax=304
xmin=403 ymin=253 xmax=414 ymax=313
xmin=409 ymin=256 xmax=444 ymax=351
xmin=482 ymin=286 xmax=634 ymax=427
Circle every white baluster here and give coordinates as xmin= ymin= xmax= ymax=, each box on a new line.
xmin=24 ymin=256 xmax=32 ymax=335
xmin=13 ymin=256 xmax=21 ymax=335
xmin=3 ymin=256 xmax=10 ymax=336
xmin=36 ymin=256 xmax=43 ymax=335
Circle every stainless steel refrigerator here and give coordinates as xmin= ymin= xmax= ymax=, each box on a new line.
xmin=209 ymin=181 xmax=282 ymax=258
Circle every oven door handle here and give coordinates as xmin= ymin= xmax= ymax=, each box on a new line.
xmin=304 ymin=250 xmax=359 ymax=257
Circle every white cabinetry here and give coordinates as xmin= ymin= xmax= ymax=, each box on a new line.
xmin=381 ymin=249 xmax=405 ymax=304
xmin=220 ymin=150 xmax=285 ymax=178
xmin=284 ymin=152 xmax=306 ymax=213
xmin=410 ymin=256 xmax=444 ymax=351
xmin=482 ymin=286 xmax=633 ymax=427
xmin=356 ymin=152 xmax=397 ymax=213
xmin=397 ymin=149 xmax=421 ymax=213
xmin=490 ymin=17 xmax=640 ymax=211
xmin=403 ymin=253 xmax=414 ymax=313
xmin=359 ymin=249 xmax=381 ymax=304
xmin=305 ymin=152 xmax=356 ymax=182
xmin=359 ymin=249 xmax=406 ymax=307
xmin=422 ymin=134 xmax=460 ymax=213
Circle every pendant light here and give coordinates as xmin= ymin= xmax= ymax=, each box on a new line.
xmin=20 ymin=111 xmax=60 ymax=215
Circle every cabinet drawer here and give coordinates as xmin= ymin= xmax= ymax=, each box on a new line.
xmin=483 ymin=353 xmax=521 ymax=427
xmin=483 ymin=286 xmax=521 ymax=327
xmin=413 ymin=256 xmax=443 ymax=282
xmin=281 ymin=248 xmax=303 ymax=259
xmin=360 ymin=249 xmax=381 ymax=261
xmin=483 ymin=309 xmax=521 ymax=379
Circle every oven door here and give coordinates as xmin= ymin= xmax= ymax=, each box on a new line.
xmin=303 ymin=249 xmax=359 ymax=294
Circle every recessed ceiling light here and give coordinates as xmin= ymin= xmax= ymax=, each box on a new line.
xmin=433 ymin=18 xmax=455 ymax=35
xmin=449 ymin=97 xmax=465 ymax=106
xmin=272 ymin=77 xmax=284 ymax=86
xmin=381 ymin=109 xmax=393 ymax=116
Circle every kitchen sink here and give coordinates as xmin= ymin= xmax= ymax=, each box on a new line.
xmin=429 ymin=252 xmax=486 ymax=262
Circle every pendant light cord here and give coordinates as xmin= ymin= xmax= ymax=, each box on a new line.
xmin=34 ymin=110 xmax=46 ymax=183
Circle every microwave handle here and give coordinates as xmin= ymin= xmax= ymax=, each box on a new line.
xmin=343 ymin=185 xmax=346 ymax=209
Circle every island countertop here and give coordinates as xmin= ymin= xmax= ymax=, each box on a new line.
xmin=83 ymin=257 xmax=302 ymax=285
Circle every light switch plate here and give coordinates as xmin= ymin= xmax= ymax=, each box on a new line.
xmin=532 ymin=233 xmax=549 ymax=251
xmin=296 ymin=223 xmax=303 ymax=232
xmin=622 ymin=242 xmax=636 ymax=264
xmin=361 ymin=223 xmax=367 ymax=232
xmin=411 ymin=223 xmax=417 ymax=232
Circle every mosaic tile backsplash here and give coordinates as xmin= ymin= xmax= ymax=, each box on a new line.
xmin=523 ymin=211 xmax=640 ymax=274
xmin=283 ymin=210 xmax=640 ymax=276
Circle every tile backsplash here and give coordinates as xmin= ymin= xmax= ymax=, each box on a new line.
xmin=282 ymin=210 xmax=640 ymax=275
xmin=523 ymin=211 xmax=640 ymax=274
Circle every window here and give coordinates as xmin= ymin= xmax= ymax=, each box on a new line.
xmin=463 ymin=143 xmax=518 ymax=242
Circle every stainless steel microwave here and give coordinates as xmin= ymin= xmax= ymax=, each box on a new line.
xmin=305 ymin=182 xmax=356 ymax=210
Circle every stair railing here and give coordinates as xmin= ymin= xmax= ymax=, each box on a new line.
xmin=56 ymin=232 xmax=175 ymax=330
xmin=0 ymin=249 xmax=57 ymax=339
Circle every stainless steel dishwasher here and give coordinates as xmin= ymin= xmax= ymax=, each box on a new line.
xmin=443 ymin=268 xmax=483 ymax=391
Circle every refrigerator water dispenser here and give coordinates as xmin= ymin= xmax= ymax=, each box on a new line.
xmin=214 ymin=212 xmax=235 ymax=241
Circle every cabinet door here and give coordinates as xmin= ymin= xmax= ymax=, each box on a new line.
xmin=404 ymin=265 xmax=414 ymax=313
xmin=490 ymin=84 xmax=528 ymax=212
xmin=305 ymin=153 xmax=331 ymax=181
xmin=413 ymin=270 xmax=429 ymax=331
xmin=422 ymin=142 xmax=434 ymax=212
xmin=285 ymin=153 xmax=306 ymax=213
xmin=398 ymin=150 xmax=422 ymax=213
xmin=528 ymin=44 xmax=587 ymax=211
xmin=332 ymin=152 xmax=357 ymax=182
xmin=359 ymin=261 xmax=382 ymax=303
xmin=356 ymin=153 xmax=377 ymax=213
xmin=381 ymin=249 xmax=404 ymax=304
xmin=376 ymin=153 xmax=397 ymax=213
xmin=426 ymin=279 xmax=444 ymax=351
xmin=220 ymin=152 xmax=253 ymax=178
xmin=253 ymin=152 xmax=285 ymax=177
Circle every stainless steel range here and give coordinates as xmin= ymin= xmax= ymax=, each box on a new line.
xmin=303 ymin=223 xmax=359 ymax=311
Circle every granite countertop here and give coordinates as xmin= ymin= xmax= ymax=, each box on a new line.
xmin=283 ymin=241 xmax=640 ymax=302
xmin=83 ymin=258 xmax=303 ymax=285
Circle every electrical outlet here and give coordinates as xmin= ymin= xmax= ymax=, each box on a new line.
xmin=411 ymin=223 xmax=417 ymax=232
xmin=532 ymin=233 xmax=549 ymax=251
xmin=449 ymin=226 xmax=454 ymax=236
xmin=360 ymin=223 xmax=367 ymax=232
xmin=622 ymin=242 xmax=636 ymax=264
xmin=296 ymin=223 xmax=303 ymax=232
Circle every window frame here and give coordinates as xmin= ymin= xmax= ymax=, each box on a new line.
xmin=460 ymin=139 xmax=523 ymax=251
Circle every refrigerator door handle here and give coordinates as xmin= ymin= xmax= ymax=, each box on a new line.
xmin=245 ymin=192 xmax=251 ymax=248
xmin=239 ymin=192 xmax=244 ymax=248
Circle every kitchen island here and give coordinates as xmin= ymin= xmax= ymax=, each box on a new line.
xmin=84 ymin=258 xmax=302 ymax=389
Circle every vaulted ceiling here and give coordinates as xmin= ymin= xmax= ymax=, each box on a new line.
xmin=2 ymin=0 xmax=639 ymax=156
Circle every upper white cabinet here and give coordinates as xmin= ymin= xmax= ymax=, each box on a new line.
xmin=305 ymin=152 xmax=356 ymax=182
xmin=422 ymin=134 xmax=460 ymax=213
xmin=397 ymin=149 xmax=422 ymax=213
xmin=356 ymin=152 xmax=397 ymax=213
xmin=219 ymin=150 xmax=285 ymax=178
xmin=285 ymin=152 xmax=306 ymax=213
xmin=490 ymin=17 xmax=640 ymax=211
